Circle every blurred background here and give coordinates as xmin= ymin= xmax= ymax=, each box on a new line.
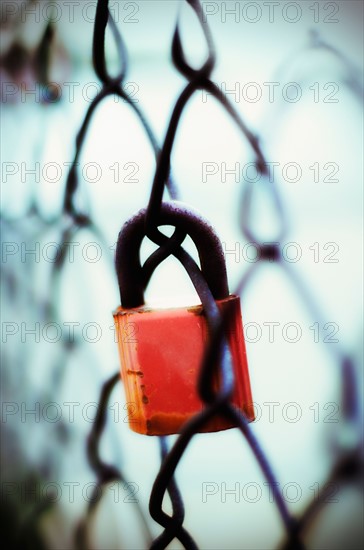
xmin=1 ymin=1 xmax=363 ymax=549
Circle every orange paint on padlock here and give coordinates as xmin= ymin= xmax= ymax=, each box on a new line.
xmin=113 ymin=202 xmax=255 ymax=436
xmin=113 ymin=295 xmax=254 ymax=435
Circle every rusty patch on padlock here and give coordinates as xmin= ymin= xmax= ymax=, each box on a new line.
xmin=126 ymin=369 xmax=144 ymax=377
xmin=187 ymin=305 xmax=204 ymax=315
xmin=146 ymin=413 xmax=192 ymax=435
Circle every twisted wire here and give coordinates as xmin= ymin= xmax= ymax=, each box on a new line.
xmin=5 ymin=0 xmax=360 ymax=548
xmin=77 ymin=1 xmax=362 ymax=548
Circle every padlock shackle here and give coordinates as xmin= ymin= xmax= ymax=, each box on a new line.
xmin=115 ymin=201 xmax=229 ymax=308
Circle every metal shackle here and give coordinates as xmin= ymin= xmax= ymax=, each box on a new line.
xmin=115 ymin=201 xmax=229 ymax=308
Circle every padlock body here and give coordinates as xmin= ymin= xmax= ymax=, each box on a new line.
xmin=113 ymin=295 xmax=254 ymax=435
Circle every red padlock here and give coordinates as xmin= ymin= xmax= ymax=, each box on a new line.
xmin=113 ymin=202 xmax=254 ymax=435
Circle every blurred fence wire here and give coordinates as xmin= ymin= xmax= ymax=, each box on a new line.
xmin=1 ymin=0 xmax=363 ymax=549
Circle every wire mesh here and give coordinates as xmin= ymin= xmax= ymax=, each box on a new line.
xmin=1 ymin=1 xmax=363 ymax=549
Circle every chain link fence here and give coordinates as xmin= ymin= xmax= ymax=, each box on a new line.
xmin=1 ymin=1 xmax=363 ymax=549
